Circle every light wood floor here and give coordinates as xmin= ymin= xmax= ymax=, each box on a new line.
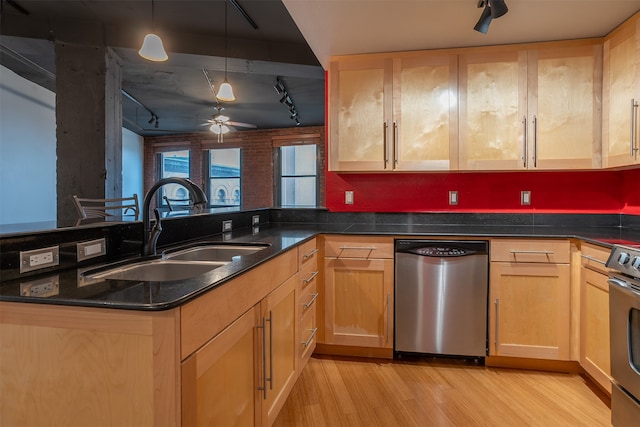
xmin=274 ymin=355 xmax=611 ymax=427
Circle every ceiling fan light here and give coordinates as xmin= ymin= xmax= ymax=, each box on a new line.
xmin=139 ymin=33 xmax=168 ymax=61
xmin=221 ymin=125 xmax=230 ymax=134
xmin=210 ymin=124 xmax=222 ymax=134
xmin=216 ymin=81 xmax=235 ymax=102
xmin=490 ymin=0 xmax=508 ymax=18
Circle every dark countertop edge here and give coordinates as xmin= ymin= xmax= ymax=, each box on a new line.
xmin=2 ymin=223 xmax=639 ymax=311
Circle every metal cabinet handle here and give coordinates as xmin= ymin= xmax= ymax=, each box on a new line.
xmin=532 ymin=115 xmax=538 ymax=168
xmin=302 ymin=328 xmax=318 ymax=347
xmin=383 ymin=122 xmax=389 ymax=168
xmin=393 ymin=121 xmax=399 ymax=168
xmin=303 ymin=271 xmax=318 ymax=285
xmin=303 ymin=293 xmax=319 ymax=309
xmin=580 ymin=255 xmax=607 ymax=265
xmin=386 ymin=293 xmax=391 ymax=344
xmin=632 ymin=99 xmax=639 ymax=157
xmin=302 ymin=248 xmax=319 ymax=260
xmin=494 ymin=298 xmax=500 ymax=354
xmin=257 ymin=311 xmax=273 ymax=399
xmin=510 ymin=250 xmax=554 ymax=255
xmin=339 ymin=246 xmax=377 ymax=251
xmin=522 ymin=116 xmax=527 ymax=168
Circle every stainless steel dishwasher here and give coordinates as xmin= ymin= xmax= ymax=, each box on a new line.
xmin=395 ymin=240 xmax=489 ymax=359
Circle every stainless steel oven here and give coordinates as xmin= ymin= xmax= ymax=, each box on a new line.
xmin=607 ymin=245 xmax=640 ymax=426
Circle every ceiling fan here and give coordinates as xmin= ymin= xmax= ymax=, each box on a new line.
xmin=201 ymin=69 xmax=256 ymax=141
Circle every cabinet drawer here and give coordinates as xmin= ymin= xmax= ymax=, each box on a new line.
xmin=491 ymin=239 xmax=570 ymax=264
xmin=298 ymin=238 xmax=319 ymax=269
xmin=324 ymin=235 xmax=394 ymax=259
xmin=299 ymin=260 xmax=319 ymax=294
xmin=299 ymin=305 xmax=317 ymax=365
xmin=299 ymin=281 xmax=318 ymax=320
xmin=580 ymin=242 xmax=611 ymax=274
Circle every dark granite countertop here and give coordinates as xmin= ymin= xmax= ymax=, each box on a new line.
xmin=2 ymin=222 xmax=639 ymax=311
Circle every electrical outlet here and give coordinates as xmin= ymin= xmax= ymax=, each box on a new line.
xmin=20 ymin=276 xmax=60 ymax=297
xmin=222 ymin=220 xmax=233 ymax=232
xmin=252 ymin=215 xmax=260 ymax=225
xmin=345 ymin=191 xmax=354 ymax=205
xmin=20 ymin=246 xmax=59 ymax=273
xmin=521 ymin=190 xmax=532 ymax=205
xmin=449 ymin=191 xmax=458 ymax=205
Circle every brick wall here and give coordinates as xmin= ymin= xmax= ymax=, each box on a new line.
xmin=144 ymin=126 xmax=325 ymax=210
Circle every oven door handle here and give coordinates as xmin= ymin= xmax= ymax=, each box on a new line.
xmin=608 ymin=277 xmax=629 ymax=289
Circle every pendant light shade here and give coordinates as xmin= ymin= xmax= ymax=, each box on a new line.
xmin=216 ymin=81 xmax=235 ymax=102
xmin=139 ymin=0 xmax=168 ymax=62
xmin=139 ymin=33 xmax=168 ymax=61
xmin=216 ymin=0 xmax=235 ymax=102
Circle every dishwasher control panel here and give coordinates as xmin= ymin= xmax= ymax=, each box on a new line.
xmin=409 ymin=246 xmax=472 ymax=257
xmin=396 ymin=240 xmax=488 ymax=258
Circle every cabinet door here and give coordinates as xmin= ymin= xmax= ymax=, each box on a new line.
xmin=324 ymin=258 xmax=394 ymax=348
xmin=489 ymin=262 xmax=571 ymax=360
xmin=328 ymin=58 xmax=393 ymax=171
xmin=261 ymin=275 xmax=297 ymax=427
xmin=181 ymin=305 xmax=261 ymax=427
xmin=459 ymin=49 xmax=528 ymax=170
xmin=580 ymin=267 xmax=612 ymax=393
xmin=603 ymin=13 xmax=640 ymax=167
xmin=527 ymin=44 xmax=602 ymax=169
xmin=393 ymin=54 xmax=458 ymax=170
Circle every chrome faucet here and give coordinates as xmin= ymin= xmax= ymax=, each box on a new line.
xmin=142 ymin=177 xmax=208 ymax=256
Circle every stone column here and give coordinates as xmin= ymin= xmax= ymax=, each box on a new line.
xmin=55 ymin=43 xmax=122 ymax=227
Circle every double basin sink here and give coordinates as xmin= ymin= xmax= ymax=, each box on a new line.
xmin=82 ymin=243 xmax=270 ymax=282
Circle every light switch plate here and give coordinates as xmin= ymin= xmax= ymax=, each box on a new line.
xmin=77 ymin=238 xmax=106 ymax=262
xmin=521 ymin=190 xmax=532 ymax=205
xmin=345 ymin=191 xmax=354 ymax=205
xmin=449 ymin=191 xmax=458 ymax=205
xmin=252 ymin=215 xmax=260 ymax=225
xmin=222 ymin=220 xmax=232 ymax=231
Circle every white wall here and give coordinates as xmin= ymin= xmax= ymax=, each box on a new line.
xmin=0 ymin=65 xmax=145 ymax=231
xmin=0 ymin=65 xmax=57 ymax=227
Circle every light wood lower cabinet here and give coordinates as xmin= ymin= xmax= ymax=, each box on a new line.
xmin=181 ymin=305 xmax=261 ymax=426
xmin=489 ymin=239 xmax=571 ymax=361
xmin=323 ymin=236 xmax=394 ymax=351
xmin=579 ymin=243 xmax=612 ymax=393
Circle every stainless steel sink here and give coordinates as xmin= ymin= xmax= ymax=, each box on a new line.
xmin=82 ymin=260 xmax=228 ymax=282
xmin=163 ymin=244 xmax=269 ymax=262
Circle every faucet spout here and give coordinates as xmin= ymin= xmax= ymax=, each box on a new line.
xmin=142 ymin=177 xmax=208 ymax=256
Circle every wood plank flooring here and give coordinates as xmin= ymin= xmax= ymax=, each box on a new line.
xmin=274 ymin=355 xmax=611 ymax=427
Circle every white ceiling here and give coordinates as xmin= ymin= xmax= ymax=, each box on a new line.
xmin=283 ymin=0 xmax=640 ymax=69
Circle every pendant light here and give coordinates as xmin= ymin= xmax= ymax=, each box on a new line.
xmin=216 ymin=0 xmax=235 ymax=102
xmin=139 ymin=0 xmax=168 ymax=62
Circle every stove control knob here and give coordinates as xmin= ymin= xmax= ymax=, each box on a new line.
xmin=632 ymin=256 xmax=640 ymax=271
xmin=618 ymin=252 xmax=631 ymax=265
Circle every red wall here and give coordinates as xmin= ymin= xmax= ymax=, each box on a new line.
xmin=325 ymin=169 xmax=630 ymax=213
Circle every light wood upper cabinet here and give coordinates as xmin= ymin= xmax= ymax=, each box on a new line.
xmin=328 ymin=53 xmax=458 ymax=171
xmin=527 ymin=43 xmax=602 ymax=169
xmin=459 ymin=41 xmax=602 ymax=170
xmin=603 ymin=12 xmax=640 ymax=167
xmin=459 ymin=49 xmax=528 ymax=170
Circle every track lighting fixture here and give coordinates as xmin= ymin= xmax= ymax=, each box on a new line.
xmin=155 ymin=118 xmax=159 ymax=128
xmin=139 ymin=0 xmax=168 ymax=61
xmin=148 ymin=115 xmax=155 ymax=124
xmin=474 ymin=0 xmax=508 ymax=34
xmin=273 ymin=77 xmax=302 ymax=126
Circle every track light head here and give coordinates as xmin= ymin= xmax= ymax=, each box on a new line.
xmin=274 ymin=79 xmax=285 ymax=94
xmin=148 ymin=115 xmax=155 ymax=124
xmin=490 ymin=0 xmax=508 ymax=18
xmin=155 ymin=119 xmax=159 ymax=128
xmin=474 ymin=4 xmax=492 ymax=33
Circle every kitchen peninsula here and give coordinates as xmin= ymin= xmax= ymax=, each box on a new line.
xmin=1 ymin=208 xmax=640 ymax=426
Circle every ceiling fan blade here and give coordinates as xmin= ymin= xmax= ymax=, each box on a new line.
xmin=228 ymin=121 xmax=257 ymax=129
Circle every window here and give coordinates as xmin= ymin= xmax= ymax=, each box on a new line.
xmin=158 ymin=150 xmax=190 ymax=208
xmin=208 ymin=148 xmax=241 ymax=210
xmin=277 ymin=144 xmax=318 ymax=208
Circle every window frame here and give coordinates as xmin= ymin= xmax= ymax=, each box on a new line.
xmin=274 ymin=143 xmax=320 ymax=208
xmin=205 ymin=147 xmax=242 ymax=210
